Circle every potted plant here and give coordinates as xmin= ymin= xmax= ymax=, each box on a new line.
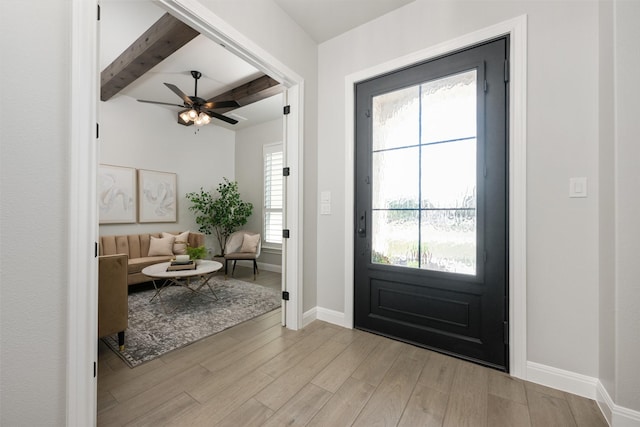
xmin=185 ymin=245 xmax=208 ymax=263
xmin=186 ymin=178 xmax=253 ymax=256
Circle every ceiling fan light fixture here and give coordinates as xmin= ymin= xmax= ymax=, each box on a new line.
xmin=187 ymin=109 xmax=198 ymax=121
xmin=199 ymin=112 xmax=211 ymax=125
xmin=179 ymin=111 xmax=191 ymax=123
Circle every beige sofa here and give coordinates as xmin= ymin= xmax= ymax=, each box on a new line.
xmin=98 ymin=254 xmax=128 ymax=349
xmin=99 ymin=231 xmax=205 ymax=285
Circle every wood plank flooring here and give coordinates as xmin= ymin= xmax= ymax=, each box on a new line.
xmin=98 ymin=267 xmax=608 ymax=427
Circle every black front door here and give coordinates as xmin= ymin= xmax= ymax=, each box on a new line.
xmin=354 ymin=37 xmax=509 ymax=370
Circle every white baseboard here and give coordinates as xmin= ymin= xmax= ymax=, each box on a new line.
xmin=597 ymin=381 xmax=640 ymax=427
xmin=316 ymin=307 xmax=346 ymax=327
xmin=526 ymin=361 xmax=599 ymax=399
xmin=227 ymin=259 xmax=282 ymax=273
xmin=302 ymin=306 xmax=348 ymax=329
xmin=527 ymin=362 xmax=640 ymax=427
xmin=302 ymin=307 xmax=317 ymax=328
xmin=257 ymin=262 xmax=281 ymax=273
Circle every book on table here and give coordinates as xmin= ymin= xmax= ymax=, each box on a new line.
xmin=166 ymin=260 xmax=196 ymax=271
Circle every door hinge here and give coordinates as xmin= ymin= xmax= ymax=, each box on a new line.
xmin=483 ymin=251 xmax=487 ymax=263
xmin=365 ymin=109 xmax=371 ymax=118
xmin=95 ymin=242 xmax=98 ymax=258
xmin=283 ymin=105 xmax=291 ymax=115
xmin=282 ymin=291 xmax=290 ymax=301
xmin=96 ymin=123 xmax=99 ymax=139
xmin=283 ymin=167 xmax=290 ymax=177
xmin=503 ymin=321 xmax=509 ymax=344
xmin=97 ymin=4 xmax=101 ymax=21
xmin=504 ymin=59 xmax=509 ymax=83
xmin=282 ymin=229 xmax=290 ymax=239
xmin=93 ymin=361 xmax=97 ymax=378
xmin=484 ymin=80 xmax=488 ymax=92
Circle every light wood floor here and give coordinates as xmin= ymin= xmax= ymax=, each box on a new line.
xmin=98 ymin=267 xmax=607 ymax=427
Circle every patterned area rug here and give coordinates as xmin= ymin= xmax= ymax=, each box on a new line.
xmin=102 ymin=276 xmax=280 ymax=368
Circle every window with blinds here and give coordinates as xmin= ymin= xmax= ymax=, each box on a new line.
xmin=264 ymin=143 xmax=283 ymax=246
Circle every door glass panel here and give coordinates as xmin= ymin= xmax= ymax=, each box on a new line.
xmin=372 ymin=86 xmax=419 ymax=151
xmin=421 ymin=70 xmax=477 ymax=144
xmin=372 ymin=147 xmax=419 ymax=209
xmin=371 ymin=210 xmax=419 ymax=266
xmin=421 ymin=209 xmax=476 ymax=274
xmin=371 ymin=69 xmax=477 ymax=275
xmin=422 ymin=139 xmax=476 ymax=209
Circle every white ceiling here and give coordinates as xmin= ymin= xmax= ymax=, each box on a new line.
xmin=101 ymin=0 xmax=414 ymax=130
xmin=274 ymin=0 xmax=415 ymax=43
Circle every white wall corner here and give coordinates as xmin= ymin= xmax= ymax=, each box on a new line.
xmin=303 ymin=306 xmax=347 ymax=329
xmin=597 ymin=381 xmax=640 ymax=427
xmin=527 ymin=361 xmax=599 ymax=399
xmin=302 ymin=307 xmax=317 ymax=327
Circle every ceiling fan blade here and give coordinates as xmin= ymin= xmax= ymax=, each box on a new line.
xmin=202 ymin=100 xmax=240 ymax=110
xmin=164 ymin=83 xmax=193 ymax=106
xmin=206 ymin=110 xmax=238 ymax=125
xmin=137 ymin=99 xmax=186 ymax=108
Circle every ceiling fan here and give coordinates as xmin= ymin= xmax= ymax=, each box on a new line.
xmin=137 ymin=70 xmax=240 ymax=126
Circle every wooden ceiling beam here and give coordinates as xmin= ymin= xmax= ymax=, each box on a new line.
xmin=100 ymin=13 xmax=199 ymax=101
xmin=205 ymin=75 xmax=283 ymax=114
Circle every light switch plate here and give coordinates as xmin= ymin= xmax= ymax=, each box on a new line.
xmin=569 ymin=177 xmax=587 ymax=198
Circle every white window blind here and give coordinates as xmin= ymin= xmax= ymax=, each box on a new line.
xmin=264 ymin=143 xmax=283 ymax=246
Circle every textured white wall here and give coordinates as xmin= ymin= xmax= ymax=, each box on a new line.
xmin=614 ymin=0 xmax=640 ymax=411
xmin=98 ymin=96 xmax=236 ymax=255
xmin=317 ymin=0 xmax=600 ymax=378
xmin=235 ymin=117 xmax=284 ymax=267
xmin=0 ymin=1 xmax=70 ymax=424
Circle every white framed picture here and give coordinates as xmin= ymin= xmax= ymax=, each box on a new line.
xmin=138 ymin=169 xmax=177 ymax=223
xmin=98 ymin=164 xmax=137 ymax=224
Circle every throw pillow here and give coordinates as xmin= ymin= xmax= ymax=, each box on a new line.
xmin=148 ymin=235 xmax=175 ymax=256
xmin=162 ymin=231 xmax=190 ymax=255
xmin=240 ymin=233 xmax=260 ymax=253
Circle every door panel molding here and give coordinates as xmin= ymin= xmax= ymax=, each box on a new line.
xmin=344 ymin=15 xmax=527 ymax=378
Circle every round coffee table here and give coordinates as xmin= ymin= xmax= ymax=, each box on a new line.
xmin=142 ymin=260 xmax=223 ymax=313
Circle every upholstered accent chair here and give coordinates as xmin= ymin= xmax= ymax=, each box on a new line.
xmin=98 ymin=254 xmax=128 ymax=350
xmin=224 ymin=230 xmax=261 ymax=280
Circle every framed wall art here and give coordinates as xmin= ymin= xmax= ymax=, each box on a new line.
xmin=137 ymin=169 xmax=177 ymax=223
xmin=98 ymin=164 xmax=137 ymax=224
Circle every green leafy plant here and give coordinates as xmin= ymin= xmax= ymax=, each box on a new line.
xmin=185 ymin=245 xmax=208 ymax=260
xmin=186 ymin=178 xmax=253 ymax=256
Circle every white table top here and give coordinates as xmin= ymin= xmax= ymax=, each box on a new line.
xmin=142 ymin=260 xmax=222 ymax=279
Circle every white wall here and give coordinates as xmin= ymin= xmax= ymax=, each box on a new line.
xmin=99 ymin=96 xmax=236 ymax=255
xmin=613 ymin=0 xmax=640 ymax=412
xmin=317 ymin=0 xmax=600 ymax=379
xmin=198 ymin=0 xmax=318 ymax=312
xmin=0 ymin=1 xmax=70 ymax=424
xmin=235 ymin=117 xmax=284 ymax=268
xmin=598 ymin=0 xmax=616 ymax=404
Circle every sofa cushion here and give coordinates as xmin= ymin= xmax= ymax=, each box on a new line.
xmin=148 ymin=236 xmax=175 ymax=256
xmin=128 ymin=256 xmax=173 ymax=275
xmin=162 ymin=231 xmax=190 ymax=255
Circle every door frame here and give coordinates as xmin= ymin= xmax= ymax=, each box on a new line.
xmin=67 ymin=0 xmax=305 ymax=424
xmin=343 ymin=15 xmax=528 ymax=378
xmin=156 ymin=0 xmax=305 ymax=331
